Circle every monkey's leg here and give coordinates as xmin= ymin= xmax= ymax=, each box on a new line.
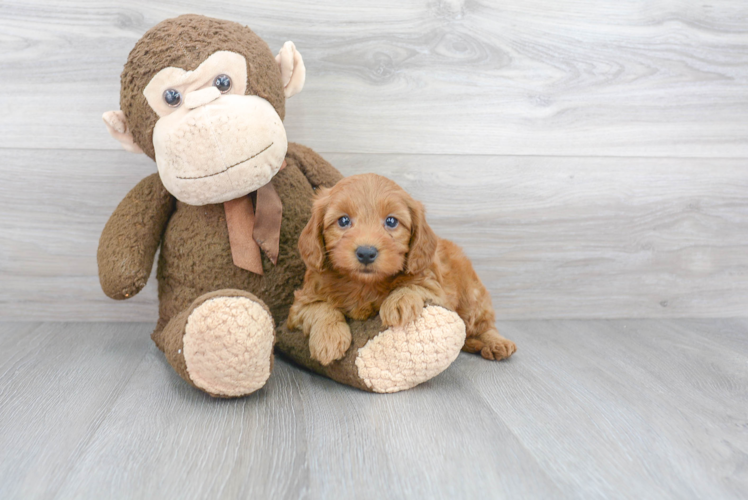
xmin=151 ymin=289 xmax=275 ymax=398
xmin=276 ymin=305 xmax=465 ymax=393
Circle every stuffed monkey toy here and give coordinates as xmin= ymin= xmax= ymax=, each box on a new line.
xmin=99 ymin=14 xmax=466 ymax=397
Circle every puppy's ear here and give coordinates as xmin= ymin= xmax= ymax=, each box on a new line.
xmin=405 ymin=198 xmax=438 ymax=275
xmin=298 ymin=187 xmax=330 ymax=271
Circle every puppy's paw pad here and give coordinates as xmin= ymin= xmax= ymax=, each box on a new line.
xmin=380 ymin=292 xmax=424 ymax=327
xmin=310 ymin=322 xmax=352 ymax=366
xmin=480 ymin=338 xmax=517 ymax=361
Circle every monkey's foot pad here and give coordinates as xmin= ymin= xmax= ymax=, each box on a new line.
xmin=355 ymin=306 xmax=466 ymax=393
xmin=183 ymin=296 xmax=274 ymax=397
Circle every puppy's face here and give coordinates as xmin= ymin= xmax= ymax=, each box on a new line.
xmin=299 ymin=174 xmax=437 ymax=283
xmin=322 ymin=181 xmax=412 ymax=282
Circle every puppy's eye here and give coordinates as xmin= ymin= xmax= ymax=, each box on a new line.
xmin=163 ymin=89 xmax=182 ymax=107
xmin=385 ymin=216 xmax=399 ymax=229
xmin=338 ymin=216 xmax=351 ymax=228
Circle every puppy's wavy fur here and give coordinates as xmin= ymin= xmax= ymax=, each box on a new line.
xmin=288 ymin=173 xmax=516 ymax=366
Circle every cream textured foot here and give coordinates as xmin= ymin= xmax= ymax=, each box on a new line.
xmin=183 ymin=296 xmax=275 ymax=397
xmin=355 ymin=306 xmax=466 ymax=393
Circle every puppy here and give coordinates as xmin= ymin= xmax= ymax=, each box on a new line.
xmin=287 ymin=173 xmax=517 ymax=366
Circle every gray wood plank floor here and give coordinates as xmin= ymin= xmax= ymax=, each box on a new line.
xmin=1 ymin=320 xmax=746 ymax=499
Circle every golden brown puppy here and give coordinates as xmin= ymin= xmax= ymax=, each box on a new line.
xmin=287 ymin=173 xmax=517 ymax=366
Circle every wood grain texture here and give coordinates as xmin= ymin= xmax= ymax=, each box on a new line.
xmin=54 ymin=346 xmax=561 ymax=499
xmin=461 ymin=318 xmax=748 ymax=499
xmin=0 ymin=0 xmax=747 ymax=156
xmin=1 ymin=319 xmax=746 ymax=499
xmin=2 ymin=148 xmax=746 ymax=320
xmin=0 ymin=1 xmax=747 ymax=319
xmin=0 ymin=322 xmax=151 ymax=500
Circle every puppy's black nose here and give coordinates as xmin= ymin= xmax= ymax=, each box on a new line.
xmin=356 ymin=246 xmax=378 ymax=264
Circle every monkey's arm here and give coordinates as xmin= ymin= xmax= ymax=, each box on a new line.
xmin=98 ymin=173 xmax=175 ymax=300
xmin=286 ymin=142 xmax=344 ymax=189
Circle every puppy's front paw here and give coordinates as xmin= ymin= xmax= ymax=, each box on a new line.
xmin=286 ymin=303 xmax=304 ymax=333
xmin=309 ymin=321 xmax=352 ymax=366
xmin=380 ymin=290 xmax=425 ymax=327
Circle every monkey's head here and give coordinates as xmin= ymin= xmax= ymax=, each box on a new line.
xmin=103 ymin=15 xmax=305 ymax=205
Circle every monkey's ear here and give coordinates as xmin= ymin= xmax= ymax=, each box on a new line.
xmin=275 ymin=41 xmax=306 ymax=99
xmin=102 ymin=110 xmax=144 ymax=154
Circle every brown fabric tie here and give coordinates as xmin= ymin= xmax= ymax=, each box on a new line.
xmin=223 ymin=166 xmax=285 ymax=275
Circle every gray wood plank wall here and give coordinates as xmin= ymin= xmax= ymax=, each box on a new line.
xmin=1 ymin=0 xmax=747 ymax=320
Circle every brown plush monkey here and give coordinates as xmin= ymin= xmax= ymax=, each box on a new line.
xmin=99 ymin=14 xmax=466 ymax=397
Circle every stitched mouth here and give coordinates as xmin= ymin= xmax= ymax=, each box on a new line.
xmin=176 ymin=142 xmax=274 ymax=180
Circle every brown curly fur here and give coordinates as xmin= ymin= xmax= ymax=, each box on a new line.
xmin=287 ymin=173 xmax=516 ymax=365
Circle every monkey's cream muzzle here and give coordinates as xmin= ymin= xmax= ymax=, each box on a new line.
xmin=143 ymin=51 xmax=288 ymax=206
xmin=152 ymin=94 xmax=287 ymax=205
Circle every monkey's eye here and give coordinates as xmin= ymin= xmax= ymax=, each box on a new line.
xmin=163 ymin=89 xmax=182 ymax=107
xmin=385 ymin=216 xmax=399 ymax=229
xmin=214 ymin=74 xmax=232 ymax=93
xmin=338 ymin=216 xmax=351 ymax=228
